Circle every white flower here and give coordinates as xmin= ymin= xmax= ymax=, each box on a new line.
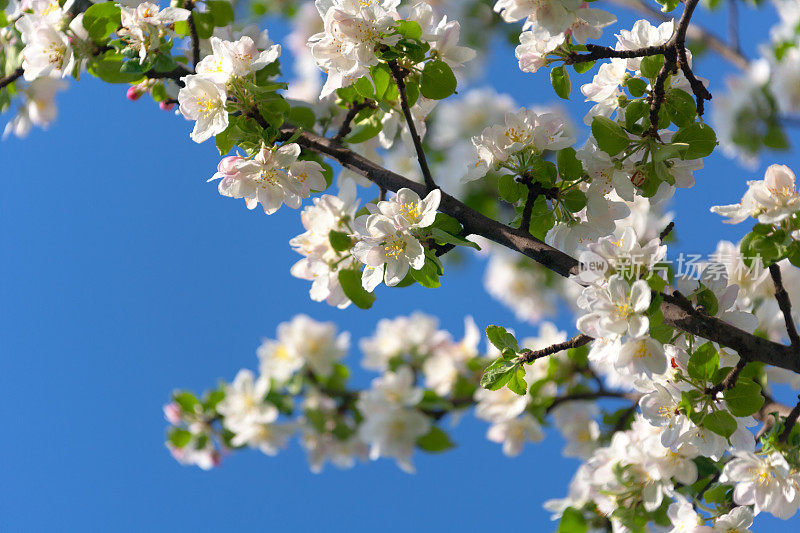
xmin=178 ymin=75 xmax=229 ymax=143
xmin=712 ymin=506 xmax=753 ymax=532
xmin=580 ymin=58 xmax=627 ymax=121
xmin=213 ymin=144 xmax=324 ymax=214
xmin=474 ymin=381 xmax=529 ymax=423
xmin=359 ymin=312 xmax=448 ymax=371
xmin=711 ymin=164 xmax=800 ymax=224
xmin=370 ymin=187 xmax=441 ymax=230
xmin=616 ymin=336 xmax=668 ymax=376
xmin=666 ymin=495 xmax=711 ymax=533
xmin=422 ymin=316 xmax=480 ymax=396
xmin=257 ymin=314 xmax=349 ymax=381
xmin=308 ymin=0 xmax=402 ymax=98
xmin=217 ymin=369 xmax=276 ymax=429
xmin=20 ymin=24 xmax=75 ymax=81
xmin=494 ymin=0 xmax=582 ymax=35
xmin=772 ymin=46 xmax=800 ymax=114
xmin=483 ymin=249 xmax=559 ymax=323
xmin=301 ymin=427 xmax=367 ymax=473
xmin=576 ymin=275 xmax=651 ymax=340
xmin=720 ymin=451 xmax=798 ymax=518
xmin=2 ymin=76 xmax=67 ymax=139
xmin=578 ymin=226 xmax=667 ymax=284
xmin=356 ymin=405 xmax=430 ymax=473
xmin=351 ymin=214 xmax=426 ymax=289
xmin=615 ymin=19 xmax=674 ymax=71
xmin=486 ymin=414 xmax=544 ymax=456
xmin=197 ymin=36 xmax=281 ymax=84
xmin=551 ymin=401 xmax=600 ymax=458
xmin=515 ymin=25 xmax=564 ymax=74
xmin=359 ymin=366 xmax=424 ymax=410
xmin=290 ymin=182 xmax=360 ymax=308
xmin=119 ymin=2 xmax=190 ymax=62
xmin=639 ymin=383 xmax=691 ymax=448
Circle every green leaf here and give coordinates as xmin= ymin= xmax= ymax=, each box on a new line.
xmin=192 ymin=12 xmax=215 ymax=39
xmin=429 ymin=227 xmax=480 ymax=250
xmin=410 ymin=256 xmax=441 ymax=288
xmin=665 ymin=88 xmax=697 ymax=127
xmin=591 ymin=116 xmax=631 ymax=157
xmin=740 ymin=232 xmax=779 ymax=268
xmin=421 ymin=60 xmax=457 ymax=100
xmin=550 ymin=65 xmax=571 ymax=99
xmin=640 ymin=54 xmax=665 ymax=79
xmin=557 ymin=148 xmax=583 ymax=181
xmin=431 ymin=212 xmax=462 ymax=235
xmin=83 ymin=2 xmax=121 ymax=42
xmin=338 ymin=269 xmax=376 ymax=309
xmin=370 ymin=64 xmax=392 ymax=100
xmin=416 ymin=426 xmax=455 ymax=452
xmin=173 ymin=391 xmax=199 ymax=413
xmin=498 ymin=174 xmax=521 ymax=203
xmin=687 ymin=342 xmax=719 ymax=381
xmin=695 ymin=288 xmax=719 ymax=316
xmin=354 ymin=75 xmax=376 ymax=99
xmin=347 ymin=114 xmax=383 ymax=143
xmin=328 ymin=230 xmax=353 ymax=252
xmin=703 ymin=483 xmax=730 ymax=504
xmin=396 ymin=20 xmax=423 ymax=41
xmin=168 ymin=428 xmax=192 ymax=448
xmin=206 ymin=0 xmax=234 ymax=27
xmin=626 ymin=78 xmax=648 ymax=98
xmin=88 ymin=53 xmax=144 ymax=84
xmin=558 ymin=508 xmax=588 ymax=533
xmin=480 ymin=358 xmax=518 ymax=390
xmin=673 ymin=123 xmax=717 ymax=159
xmin=703 ymin=410 xmax=737 ymax=439
xmin=561 ymin=189 xmax=587 ymax=212
xmin=572 ymin=61 xmax=595 ymax=74
xmin=723 ymin=378 xmax=765 ymax=417
xmin=486 ymin=325 xmax=519 ymax=352
xmin=788 ymin=241 xmax=800 ymax=268
xmin=288 ymin=106 xmax=316 ymax=130
xmin=507 ymin=366 xmax=527 ymax=395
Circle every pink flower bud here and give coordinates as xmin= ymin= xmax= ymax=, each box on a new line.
xmin=218 ymin=155 xmax=244 ymax=176
xmin=126 ymin=86 xmax=143 ymax=101
xmin=160 ymin=101 xmax=176 ymax=111
xmin=163 ymin=402 xmax=182 ymax=424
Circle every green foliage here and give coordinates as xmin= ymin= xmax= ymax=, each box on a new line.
xmin=687 ymin=342 xmax=719 ymax=382
xmin=550 ymin=65 xmax=571 ymax=99
xmin=83 ymin=2 xmax=121 ymax=42
xmin=672 ymin=123 xmax=718 ymax=159
xmin=421 ymin=60 xmax=457 ymax=100
xmin=591 ymin=116 xmax=630 ymax=156
xmin=328 ymin=230 xmax=354 ymax=252
xmin=723 ymin=378 xmax=765 ymax=416
xmin=416 ymin=426 xmax=456 ymax=452
xmin=703 ymin=410 xmax=737 ymax=439
xmin=338 ymin=269 xmax=376 ymax=309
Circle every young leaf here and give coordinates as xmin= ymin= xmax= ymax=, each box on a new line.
xmin=416 ymin=426 xmax=455 ymax=452
xmin=550 ymin=65 xmax=571 ymax=99
xmin=723 ymin=378 xmax=765 ymax=417
xmin=338 ymin=269 xmax=376 ymax=309
xmin=703 ymin=410 xmax=737 ymax=439
xmin=421 ymin=60 xmax=457 ymax=100
xmin=591 ymin=116 xmax=630 ymax=156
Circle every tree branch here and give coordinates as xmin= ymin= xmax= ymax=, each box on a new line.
xmin=779 ymin=395 xmax=800 ymax=442
xmin=769 ymin=263 xmax=800 ymax=349
xmin=333 ymin=100 xmax=375 ymax=142
xmin=387 ymin=61 xmax=436 ymax=190
xmin=276 ymin=124 xmax=800 ymax=377
xmin=519 ymin=334 xmax=593 ymax=364
xmin=603 ymin=0 xmax=749 ymax=69
xmin=185 ymin=0 xmax=201 ymax=68
xmin=0 ymin=67 xmax=24 ymax=90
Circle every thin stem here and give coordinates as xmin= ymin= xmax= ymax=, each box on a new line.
xmin=186 ymin=0 xmax=201 ymax=68
xmin=769 ymin=263 xmax=800 ymax=349
xmin=388 ymin=60 xmax=436 ymax=190
xmin=0 ymin=67 xmax=24 ymax=90
xmin=333 ymin=100 xmax=375 ymax=142
xmin=518 ymin=334 xmax=593 ymax=364
xmin=779 ymin=395 xmax=800 ymax=442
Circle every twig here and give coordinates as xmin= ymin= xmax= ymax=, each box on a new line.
xmin=659 ymin=221 xmax=675 ymax=243
xmin=769 ymin=263 xmax=800 ymax=349
xmin=546 ymin=390 xmax=637 ymax=414
xmin=333 ymin=100 xmax=375 ymax=142
xmin=387 ymin=60 xmax=436 ymax=190
xmin=185 ymin=0 xmax=201 ymax=68
xmin=0 ymin=67 xmax=24 ymax=90
xmin=603 ymin=0 xmax=749 ymax=69
xmin=518 ymin=334 xmax=593 ymax=364
xmin=779 ymin=395 xmax=800 ymax=442
xmin=705 ymin=359 xmax=746 ymax=396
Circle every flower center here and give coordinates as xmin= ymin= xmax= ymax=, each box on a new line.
xmin=384 ymin=236 xmax=406 ymax=258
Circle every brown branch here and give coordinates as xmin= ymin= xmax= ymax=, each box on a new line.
xmin=185 ymin=0 xmax=201 ymax=68
xmin=387 ymin=60 xmax=436 ymax=190
xmin=275 ymin=124 xmax=800 ymax=377
xmin=333 ymin=100 xmax=375 ymax=142
xmin=519 ymin=334 xmax=593 ymax=364
xmin=705 ymin=358 xmax=747 ymax=396
xmin=779 ymin=395 xmax=800 ymax=442
xmin=0 ymin=67 xmax=24 ymax=90
xmin=769 ymin=263 xmax=800 ymax=349
xmin=603 ymin=0 xmax=749 ymax=69
xmin=659 ymin=221 xmax=675 ymax=243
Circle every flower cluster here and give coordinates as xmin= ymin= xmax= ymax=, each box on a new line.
xmin=351 ymin=187 xmax=441 ymax=290
xmin=117 ymin=2 xmax=190 ymax=63
xmin=462 ymin=106 xmax=573 ymax=181
xmin=208 ymin=143 xmax=325 ymax=214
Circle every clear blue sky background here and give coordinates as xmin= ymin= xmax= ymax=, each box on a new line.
xmin=2 ymin=3 xmax=798 ymax=531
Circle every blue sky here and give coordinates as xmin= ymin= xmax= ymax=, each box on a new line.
xmin=1 ymin=2 xmax=799 ymax=531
